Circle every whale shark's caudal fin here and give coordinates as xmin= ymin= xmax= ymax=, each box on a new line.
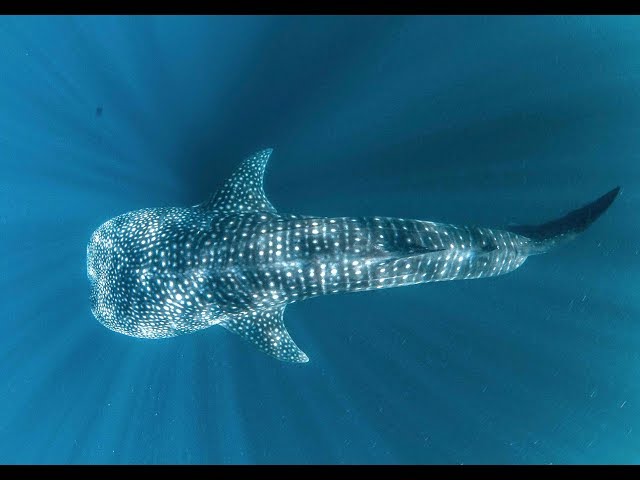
xmin=509 ymin=187 xmax=621 ymax=255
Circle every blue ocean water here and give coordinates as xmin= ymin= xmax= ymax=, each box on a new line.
xmin=0 ymin=15 xmax=638 ymax=464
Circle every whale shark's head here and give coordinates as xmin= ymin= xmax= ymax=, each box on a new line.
xmin=87 ymin=207 xmax=221 ymax=339
xmin=87 ymin=209 xmax=170 ymax=336
xmin=87 ymin=218 xmax=119 ymax=329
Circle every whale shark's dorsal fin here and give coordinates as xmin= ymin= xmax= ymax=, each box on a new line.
xmin=219 ymin=305 xmax=309 ymax=363
xmin=199 ymin=148 xmax=278 ymax=215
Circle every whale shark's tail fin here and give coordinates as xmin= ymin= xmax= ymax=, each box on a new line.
xmin=509 ymin=187 xmax=620 ymax=255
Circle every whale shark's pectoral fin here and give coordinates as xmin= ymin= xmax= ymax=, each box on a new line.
xmin=198 ymin=148 xmax=279 ymax=215
xmin=219 ymin=305 xmax=309 ymax=363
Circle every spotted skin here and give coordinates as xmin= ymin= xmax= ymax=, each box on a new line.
xmin=87 ymin=149 xmax=617 ymax=363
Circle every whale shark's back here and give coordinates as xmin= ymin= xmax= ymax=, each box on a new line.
xmin=509 ymin=187 xmax=620 ymax=255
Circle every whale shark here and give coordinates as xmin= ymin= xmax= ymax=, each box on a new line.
xmin=87 ymin=149 xmax=619 ymax=363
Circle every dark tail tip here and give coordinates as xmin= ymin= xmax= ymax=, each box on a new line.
xmin=573 ymin=186 xmax=621 ymax=230
xmin=509 ymin=186 xmax=620 ymax=243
